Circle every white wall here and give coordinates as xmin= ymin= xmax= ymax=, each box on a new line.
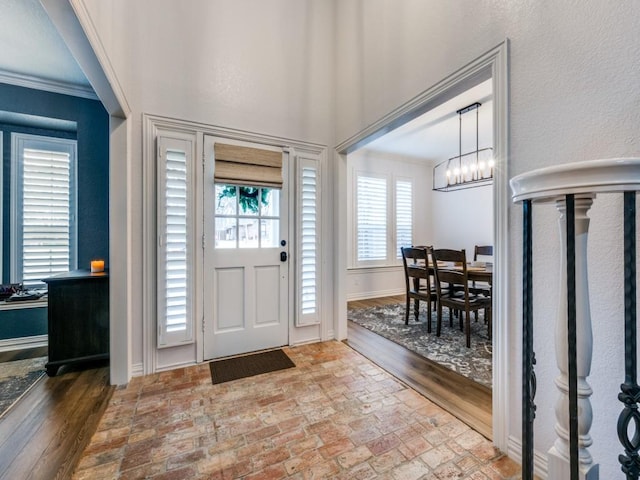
xmin=335 ymin=1 xmax=640 ymax=477
xmin=81 ymin=0 xmax=335 ymax=370
xmin=431 ymin=185 xmax=493 ymax=257
xmin=79 ymin=0 xmax=640 ymax=475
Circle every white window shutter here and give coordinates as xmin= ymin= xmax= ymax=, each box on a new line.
xmin=356 ymin=175 xmax=387 ymax=262
xmin=296 ymin=155 xmax=321 ymax=326
xmin=157 ymin=135 xmax=195 ymax=346
xmin=12 ymin=134 xmax=77 ymax=286
xmin=395 ymin=179 xmax=413 ymax=258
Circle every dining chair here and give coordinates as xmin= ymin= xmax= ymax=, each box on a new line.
xmin=432 ymin=248 xmax=492 ymax=348
xmin=470 ymin=245 xmax=493 ymax=298
xmin=400 ymin=246 xmax=438 ymax=332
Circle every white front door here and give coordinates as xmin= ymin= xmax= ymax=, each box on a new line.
xmin=203 ymin=136 xmax=289 ymax=359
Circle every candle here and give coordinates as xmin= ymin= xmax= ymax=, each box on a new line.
xmin=90 ymin=260 xmax=105 ymax=273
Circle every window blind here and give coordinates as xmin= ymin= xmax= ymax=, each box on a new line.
xmin=301 ymin=166 xmax=317 ymax=315
xmin=157 ymin=134 xmax=194 ymax=347
xmin=163 ymin=148 xmax=189 ymax=333
xmin=396 ymin=180 xmax=413 ymax=258
xmin=357 ymin=175 xmax=387 ymax=261
xmin=296 ymin=156 xmax=321 ymax=326
xmin=22 ymin=147 xmax=72 ymax=284
xmin=214 ymin=143 xmax=283 ymax=188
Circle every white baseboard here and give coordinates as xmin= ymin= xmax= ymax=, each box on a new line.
xmin=346 ymin=288 xmax=404 ymax=302
xmin=131 ymin=363 xmax=144 ymax=377
xmin=0 ymin=335 xmax=48 ymax=353
xmin=507 ymin=434 xmax=548 ymax=479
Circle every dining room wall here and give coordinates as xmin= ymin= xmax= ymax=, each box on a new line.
xmin=430 ymin=184 xmax=493 ymax=257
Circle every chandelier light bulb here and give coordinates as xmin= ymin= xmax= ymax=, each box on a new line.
xmin=453 ymin=167 xmax=460 ymax=176
xmin=488 ymin=158 xmax=495 ymax=168
xmin=478 ymin=160 xmax=486 ymax=171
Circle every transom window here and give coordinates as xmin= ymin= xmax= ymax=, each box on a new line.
xmin=214 ymin=184 xmax=280 ymax=249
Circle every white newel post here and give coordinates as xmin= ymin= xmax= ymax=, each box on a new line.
xmin=547 ymin=195 xmax=599 ymax=479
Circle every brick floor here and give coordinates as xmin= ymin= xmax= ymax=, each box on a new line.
xmin=73 ymin=341 xmax=523 ymax=479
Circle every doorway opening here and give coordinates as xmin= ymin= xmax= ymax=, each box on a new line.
xmin=336 ymin=42 xmax=509 ymax=449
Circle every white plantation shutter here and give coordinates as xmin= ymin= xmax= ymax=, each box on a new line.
xmin=297 ymin=157 xmax=321 ymax=326
xmin=357 ymin=175 xmax=387 ymax=262
xmin=12 ymin=134 xmax=77 ymax=286
xmin=157 ymin=135 xmax=195 ymax=346
xmin=395 ymin=179 xmax=413 ymax=258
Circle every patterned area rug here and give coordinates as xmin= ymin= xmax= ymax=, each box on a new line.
xmin=348 ymin=302 xmax=492 ymax=388
xmin=0 ymin=356 xmax=47 ymax=419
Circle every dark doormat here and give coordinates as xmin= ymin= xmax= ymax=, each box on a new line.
xmin=209 ymin=349 xmax=295 ymax=384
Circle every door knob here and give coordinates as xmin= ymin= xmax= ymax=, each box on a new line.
xmin=280 ymin=251 xmax=288 ymax=262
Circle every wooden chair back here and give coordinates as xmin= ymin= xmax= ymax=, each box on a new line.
xmin=474 ymin=245 xmax=493 ymax=260
xmin=432 ymin=248 xmax=469 ymax=296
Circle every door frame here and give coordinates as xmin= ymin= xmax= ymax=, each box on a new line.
xmin=334 ymin=41 xmax=510 ymax=450
xmin=142 ymin=114 xmax=327 ymax=370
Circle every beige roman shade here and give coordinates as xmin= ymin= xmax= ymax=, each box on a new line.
xmin=214 ymin=142 xmax=283 ymax=188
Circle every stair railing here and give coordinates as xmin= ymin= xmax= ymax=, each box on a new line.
xmin=511 ymin=158 xmax=640 ymax=480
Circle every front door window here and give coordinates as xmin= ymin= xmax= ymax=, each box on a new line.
xmin=214 ymin=185 xmax=280 ymax=249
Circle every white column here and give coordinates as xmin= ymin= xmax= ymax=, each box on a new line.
xmin=547 ymin=195 xmax=599 ymax=479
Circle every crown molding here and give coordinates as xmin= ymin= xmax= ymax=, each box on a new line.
xmin=0 ymin=68 xmax=98 ymax=100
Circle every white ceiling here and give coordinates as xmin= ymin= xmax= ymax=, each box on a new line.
xmin=0 ymin=0 xmax=91 ymax=91
xmin=362 ymin=79 xmax=493 ymax=161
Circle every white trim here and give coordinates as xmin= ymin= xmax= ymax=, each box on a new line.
xmin=346 ymin=288 xmax=405 ymax=302
xmin=40 ymin=0 xmax=131 ymax=117
xmin=143 ymin=114 xmax=327 ymax=375
xmin=0 ymin=335 xmax=48 ymax=353
xmin=508 ymin=434 xmax=548 ymax=479
xmin=0 ymin=68 xmax=98 ymax=100
xmin=335 ymin=41 xmax=510 ymax=451
xmin=510 ymin=157 xmax=640 ymax=202
xmin=0 ymin=299 xmax=47 ymax=311
xmin=131 ymin=362 xmax=144 ymax=377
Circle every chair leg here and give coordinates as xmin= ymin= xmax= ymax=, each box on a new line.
xmin=487 ymin=307 xmax=492 ymax=339
xmin=405 ymin=296 xmax=410 ymax=325
xmin=465 ymin=309 xmax=471 ymax=348
xmin=426 ymin=298 xmax=432 ymax=333
xmin=414 ymin=298 xmax=420 ymax=322
xmin=437 ymin=304 xmax=442 ymax=336
xmin=448 ymin=307 xmax=453 ymax=327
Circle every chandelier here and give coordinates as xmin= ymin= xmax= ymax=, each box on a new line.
xmin=432 ymin=102 xmax=494 ymax=192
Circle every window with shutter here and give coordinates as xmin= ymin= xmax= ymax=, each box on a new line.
xmin=297 ymin=157 xmax=321 ymax=326
xmin=157 ymin=135 xmax=195 ymax=346
xmin=11 ymin=133 xmax=77 ymax=287
xmin=356 ymin=175 xmax=387 ymax=263
xmin=353 ymin=172 xmax=413 ymax=267
xmin=396 ymin=179 xmax=413 ymax=258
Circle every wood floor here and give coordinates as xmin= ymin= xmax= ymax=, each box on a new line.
xmin=0 ymin=349 xmax=113 ymax=480
xmin=345 ymin=295 xmax=493 ymax=439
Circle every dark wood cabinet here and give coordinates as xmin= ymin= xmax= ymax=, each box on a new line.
xmin=43 ymin=269 xmax=109 ymax=376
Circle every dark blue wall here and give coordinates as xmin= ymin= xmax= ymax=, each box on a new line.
xmin=0 ymin=83 xmax=109 ymax=278
xmin=0 ymin=306 xmax=47 ymax=340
